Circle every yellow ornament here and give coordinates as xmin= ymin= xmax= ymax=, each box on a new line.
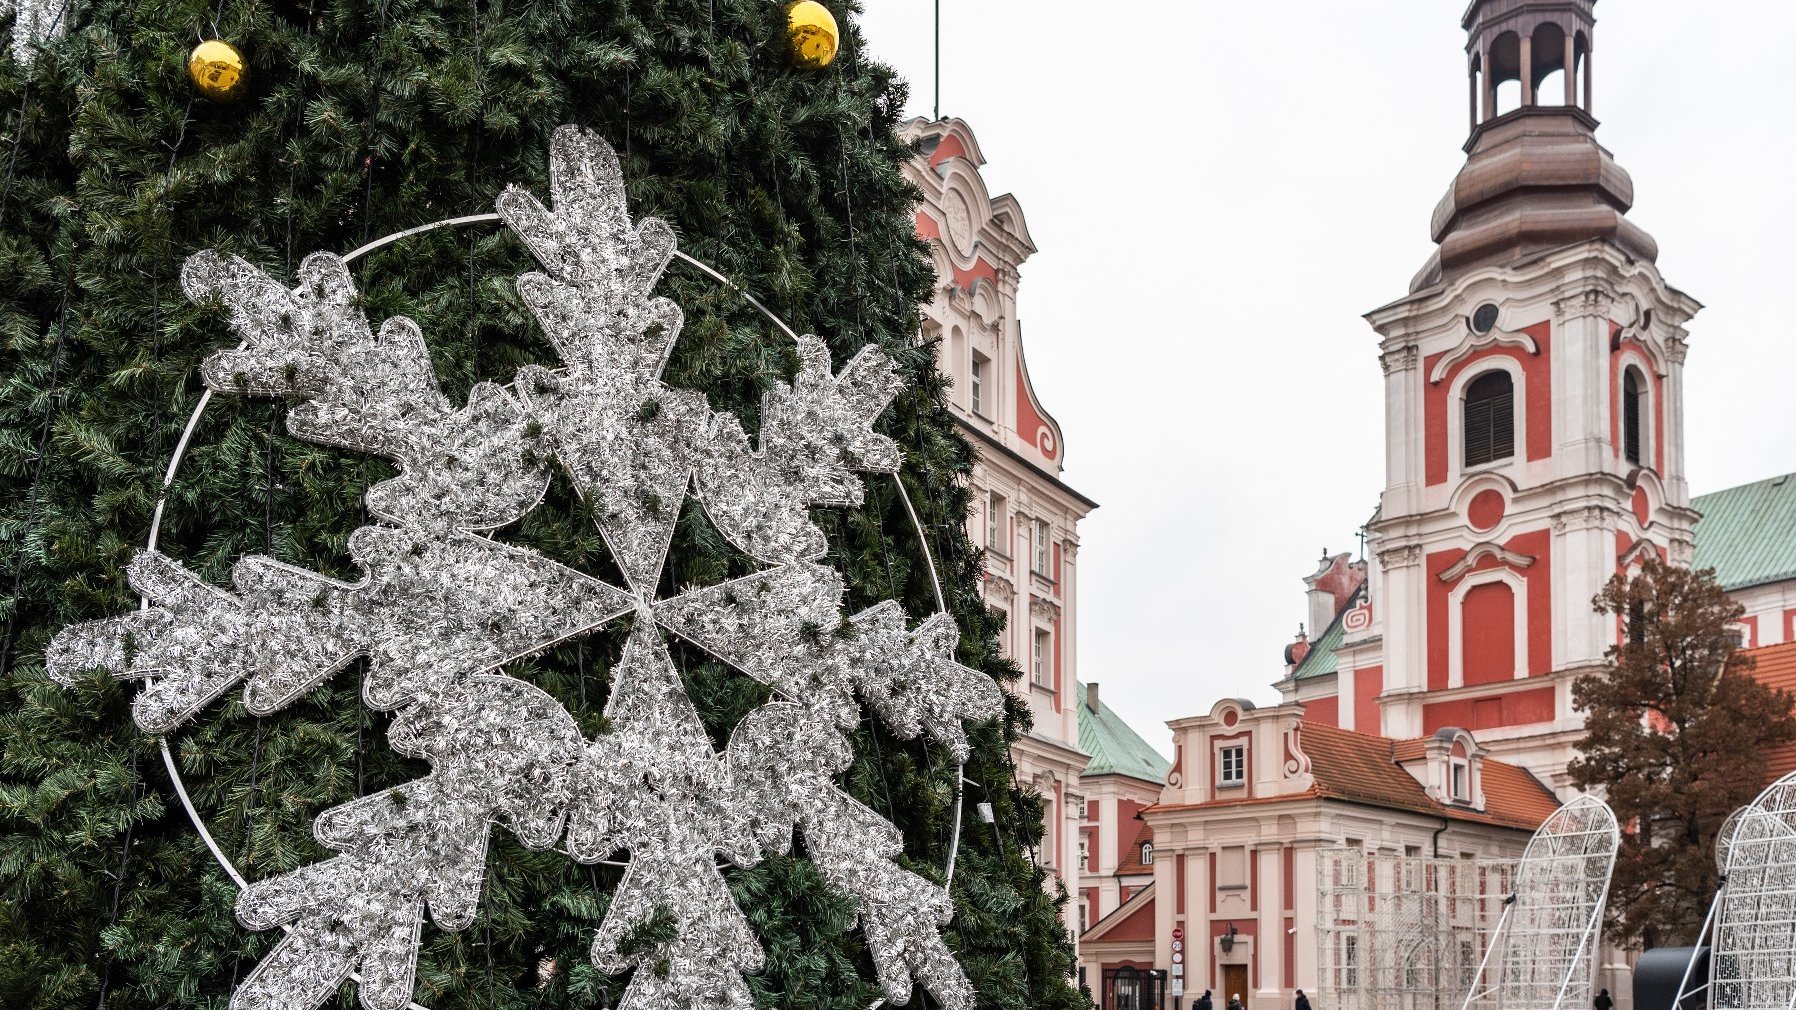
xmin=188 ymin=39 xmax=248 ymax=102
xmin=786 ymin=1 xmax=838 ymax=69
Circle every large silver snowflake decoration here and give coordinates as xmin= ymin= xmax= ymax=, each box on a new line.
xmin=47 ymin=125 xmax=1002 ymax=1010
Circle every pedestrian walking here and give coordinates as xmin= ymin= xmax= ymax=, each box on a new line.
xmin=1195 ymin=991 xmax=1213 ymax=1010
xmin=1227 ymin=994 xmax=1245 ymax=1010
xmin=1593 ymin=989 xmax=1613 ymax=1010
xmin=1295 ymin=989 xmax=1312 ymax=1010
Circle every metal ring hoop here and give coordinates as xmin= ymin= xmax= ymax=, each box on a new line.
xmin=142 ymin=213 xmax=966 ymax=1006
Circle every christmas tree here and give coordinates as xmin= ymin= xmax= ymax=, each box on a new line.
xmin=0 ymin=3 xmax=1083 ymax=1008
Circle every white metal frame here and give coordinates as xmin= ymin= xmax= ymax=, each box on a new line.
xmin=1460 ymin=794 xmax=1619 ymax=1010
xmin=1317 ymin=849 xmax=1514 ymax=1010
xmin=1706 ymin=771 xmax=1796 ymax=1010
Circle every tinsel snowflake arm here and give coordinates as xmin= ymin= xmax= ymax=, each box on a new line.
xmin=694 ymin=336 xmax=904 ymax=564
xmin=45 ymin=550 xmax=367 ymax=733
xmin=3 ymin=0 xmax=71 ymax=64
xmin=845 ymin=608 xmax=1003 ymax=763
xmin=566 ymin=623 xmax=763 ymax=1010
xmin=728 ymin=705 xmax=974 ymax=1010
xmin=497 ymin=127 xmax=711 ymax=592
xmin=182 ymin=251 xmax=550 ymax=531
xmin=234 ymin=676 xmax=588 ymax=1010
xmin=495 ymin=125 xmax=677 ymax=373
xmin=657 ymin=563 xmax=1003 ymax=758
xmin=345 ymin=527 xmax=634 ymax=711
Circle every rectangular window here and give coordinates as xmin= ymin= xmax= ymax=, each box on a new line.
xmin=1219 ymin=745 xmax=1246 ymax=786
xmin=1623 ymin=371 xmax=1643 ymax=465
xmin=1451 ymin=760 xmax=1469 ymax=801
xmin=1464 ymin=371 xmax=1516 ymax=467
xmin=970 ymin=352 xmax=988 ymax=416
xmin=986 ymin=491 xmax=1006 ymax=551
xmin=1032 ymin=629 xmax=1052 ymax=688
xmin=1032 ymin=518 xmax=1051 ymax=576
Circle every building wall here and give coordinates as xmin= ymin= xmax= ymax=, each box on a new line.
xmin=902 ymin=117 xmax=1098 ymax=947
xmin=1364 ymin=244 xmax=1702 ymax=790
xmin=1081 ymin=700 xmax=1542 ymax=1006
xmin=1082 ymin=773 xmax=1163 ymax=928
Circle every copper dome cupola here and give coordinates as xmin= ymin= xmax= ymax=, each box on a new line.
xmin=1411 ymin=0 xmax=1658 ymax=292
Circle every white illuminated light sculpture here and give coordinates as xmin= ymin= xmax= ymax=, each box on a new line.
xmin=1672 ymin=801 xmax=1752 ymax=1008
xmin=47 ymin=126 xmax=1002 ymax=1010
xmin=1460 ymin=794 xmax=1620 ymax=1010
xmin=1704 ymin=770 xmax=1796 ymax=1010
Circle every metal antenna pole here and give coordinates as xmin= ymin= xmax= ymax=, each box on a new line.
xmin=933 ymin=0 xmax=940 ymax=120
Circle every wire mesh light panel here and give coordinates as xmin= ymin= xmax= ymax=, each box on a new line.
xmin=1464 ymin=794 xmax=1619 ymax=1010
xmin=1711 ymin=770 xmax=1796 ymax=1009
xmin=1316 ymin=849 xmax=1515 ymax=1010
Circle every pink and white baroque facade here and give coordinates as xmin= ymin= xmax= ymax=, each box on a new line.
xmin=902 ymin=117 xmax=1104 ymax=947
xmin=1083 ymin=2 xmax=1796 ymax=1008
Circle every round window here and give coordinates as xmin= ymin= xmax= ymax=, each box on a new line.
xmin=1471 ymin=302 xmax=1500 ymax=333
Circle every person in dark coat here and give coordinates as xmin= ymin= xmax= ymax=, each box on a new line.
xmin=1593 ymin=990 xmax=1613 ymax=1010
xmin=1227 ymin=995 xmax=1245 ymax=1010
xmin=1195 ymin=991 xmax=1213 ymax=1010
xmin=1295 ymin=989 xmax=1312 ymax=1010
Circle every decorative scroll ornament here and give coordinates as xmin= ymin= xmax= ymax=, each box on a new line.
xmin=47 ymin=125 xmax=1002 ymax=1010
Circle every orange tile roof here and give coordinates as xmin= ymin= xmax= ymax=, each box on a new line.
xmin=1114 ymin=820 xmax=1155 ymax=875
xmin=1745 ymin=641 xmax=1796 ymax=783
xmin=1147 ymin=723 xmax=1559 ymax=832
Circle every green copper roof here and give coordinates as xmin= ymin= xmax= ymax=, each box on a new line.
xmin=1693 ymin=473 xmax=1796 ymax=591
xmin=1076 ymin=683 xmax=1170 ymax=783
xmin=1293 ymin=610 xmax=1346 ymax=680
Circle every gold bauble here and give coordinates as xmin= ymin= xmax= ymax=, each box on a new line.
xmin=188 ymin=39 xmax=248 ymax=102
xmin=786 ymin=1 xmax=838 ymax=69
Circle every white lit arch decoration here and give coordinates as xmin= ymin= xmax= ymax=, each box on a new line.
xmin=1460 ymin=793 xmax=1619 ymax=1010
xmin=46 ymin=126 xmax=1001 ymax=1010
xmin=1707 ymin=770 xmax=1796 ymax=1010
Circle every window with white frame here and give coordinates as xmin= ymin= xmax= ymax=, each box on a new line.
xmin=1032 ymin=628 xmax=1052 ymax=688
xmin=1450 ymin=756 xmax=1470 ymax=802
xmin=1622 ymin=367 xmax=1646 ymax=466
xmin=1139 ymin=842 xmax=1154 ymax=866
xmin=1032 ymin=518 xmax=1050 ymax=576
xmin=970 ymin=352 xmax=988 ymax=417
xmin=1219 ymin=744 xmax=1246 ymax=786
xmin=985 ymin=490 xmax=1006 ymax=551
xmin=1463 ymin=369 xmax=1515 ymax=467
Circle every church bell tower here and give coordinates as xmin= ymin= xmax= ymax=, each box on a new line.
xmin=1362 ymin=0 xmax=1701 ymax=789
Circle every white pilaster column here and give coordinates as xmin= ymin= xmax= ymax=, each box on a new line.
xmin=1256 ymin=845 xmax=1285 ymax=1001
xmin=1186 ymin=847 xmax=1211 ymax=996
xmin=1553 ymin=290 xmax=1614 ymax=477
xmin=1552 ymin=506 xmax=1616 ymax=672
xmin=1663 ymin=334 xmax=1690 ymax=507
xmin=1380 ymin=344 xmax=1421 ymax=519
xmin=1293 ymin=844 xmax=1320 ymax=993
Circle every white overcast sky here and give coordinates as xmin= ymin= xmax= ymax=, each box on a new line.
xmin=853 ymin=1 xmax=1796 ymax=755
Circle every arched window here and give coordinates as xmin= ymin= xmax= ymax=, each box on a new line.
xmin=1622 ymin=369 xmax=1644 ymax=465
xmin=1463 ymin=370 xmax=1515 ymax=467
xmin=1139 ymin=842 xmax=1154 ymax=866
